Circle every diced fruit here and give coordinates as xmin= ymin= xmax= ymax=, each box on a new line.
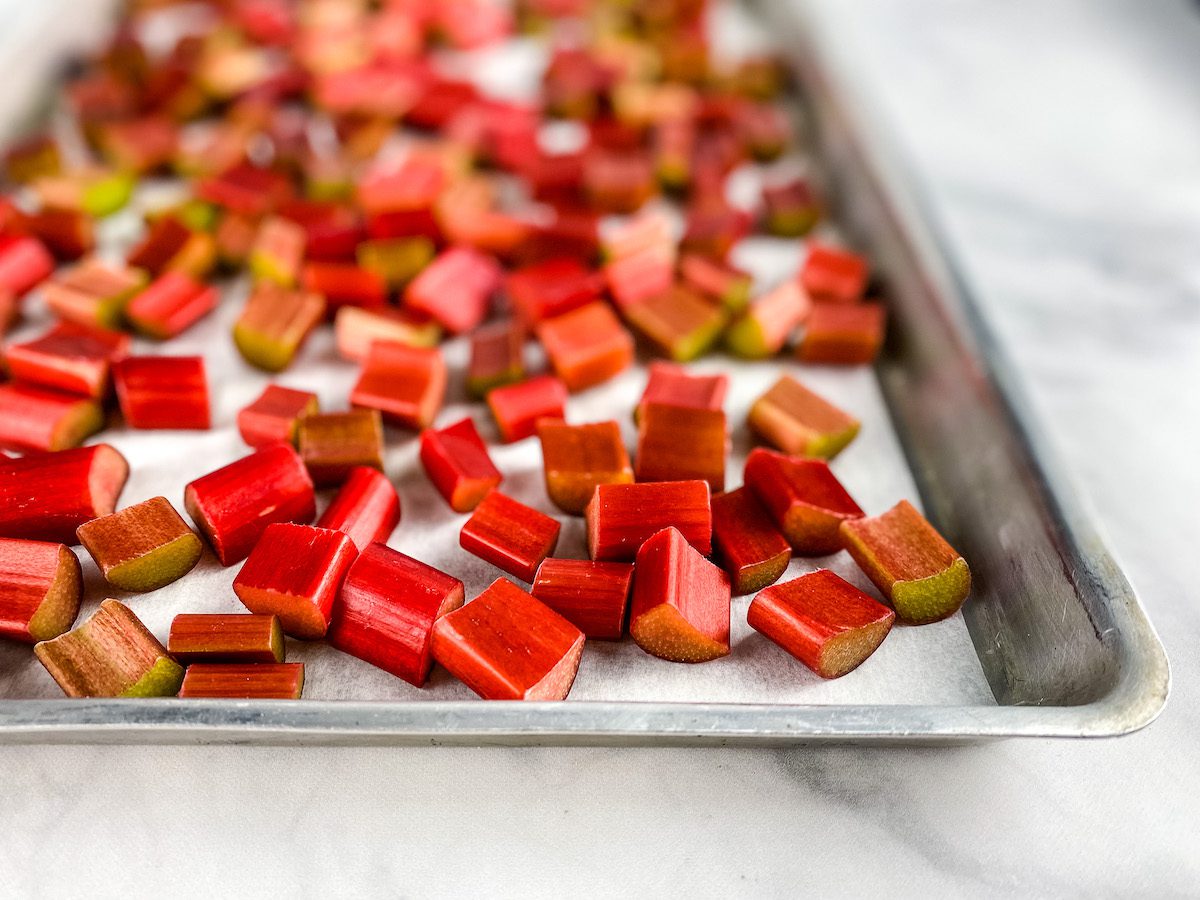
xmin=419 ymin=417 xmax=503 ymax=513
xmin=460 ymin=490 xmax=561 ymax=582
xmin=125 ymin=272 xmax=219 ymax=340
xmin=711 ymin=487 xmax=792 ymax=595
xmin=624 ymin=284 xmax=725 ymax=362
xmin=0 ymin=537 xmax=82 ymax=643
xmin=635 ymin=402 xmax=726 ymax=491
xmin=748 ymin=375 xmax=860 ymax=459
xmin=798 ymin=303 xmax=886 ymax=365
xmin=334 ymin=306 xmax=441 ymax=363
xmin=505 ymin=257 xmax=601 ymax=325
xmin=0 ymin=444 xmax=129 ymax=544
xmin=316 ymin=466 xmax=401 ymax=551
xmin=531 ymin=558 xmax=633 ymax=640
xmin=636 ymin=361 xmax=727 ymax=420
xmin=76 ymin=496 xmax=203 ymax=592
xmin=27 ymin=208 xmax=94 ymax=261
xmin=605 ymin=247 xmax=675 ymax=311
xmin=178 ymin=663 xmax=305 ymax=699
xmin=725 ymin=281 xmax=810 ymax=359
xmin=168 ymin=613 xmax=285 ymax=664
xmin=761 ymin=179 xmax=820 ymax=237
xmin=357 ymin=236 xmax=436 ymax=289
xmin=467 ymin=319 xmax=525 ymax=398
xmin=405 ymin=246 xmax=501 ymax=334
xmin=4 ymin=326 xmax=120 ymax=399
xmin=237 ymin=384 xmax=319 ymax=448
xmin=249 ymin=215 xmax=306 ymax=286
xmin=34 ymin=166 xmax=135 ymax=217
xmin=0 ymin=235 xmax=55 ymax=297
xmin=586 ymin=480 xmax=712 ymax=561
xmin=126 ymin=216 xmax=214 ymax=277
xmin=537 ymin=419 xmax=633 ymax=515
xmin=678 ymin=253 xmax=752 ymax=313
xmin=537 ymin=301 xmax=634 ymax=392
xmin=233 ymin=282 xmax=326 ymax=372
xmin=0 ymin=383 xmax=104 ymax=453
xmin=744 ymin=448 xmax=863 ymax=555
xmin=296 ymin=410 xmax=384 ymax=487
xmin=487 ymin=374 xmax=568 ymax=443
xmin=799 ymin=242 xmax=868 ymax=305
xmin=41 ymin=258 xmax=147 ymax=330
xmin=302 ymin=261 xmax=387 ymax=313
xmin=113 ymin=356 xmax=211 ymax=430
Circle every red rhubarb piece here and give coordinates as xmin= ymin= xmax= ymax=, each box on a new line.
xmin=537 ymin=419 xmax=633 ymax=515
xmin=249 ymin=215 xmax=306 ymax=286
xmin=328 ymin=543 xmax=465 ymax=686
xmin=624 ymin=283 xmax=726 ymax=362
xmin=41 ymin=258 xmax=147 ymax=331
xmin=76 ymin=496 xmax=203 ymax=592
xmin=798 ymin=302 xmax=887 ymax=365
xmin=183 ymin=443 xmax=316 ymax=566
xmin=635 ymin=402 xmax=726 ymax=491
xmin=334 ymin=306 xmax=441 ymax=363
xmin=0 ymin=444 xmax=129 ymax=544
xmin=350 ymin=340 xmax=447 ymax=429
xmin=629 ymin=526 xmax=731 ymax=663
xmin=0 ymin=235 xmax=55 ymax=296
xmin=0 ymin=537 xmax=82 ymax=643
xmin=711 ymin=487 xmax=792 ymax=596
xmin=605 ymin=247 xmax=674 ymax=312
xmin=531 ymin=558 xmax=633 ymax=640
xmin=233 ymin=523 xmax=357 ymax=639
xmin=679 ymin=202 xmax=752 ymax=261
xmin=124 ymin=272 xmax=219 ymax=340
xmin=584 ymin=149 xmax=656 ymax=213
xmin=113 ymin=356 xmax=211 ymax=430
xmin=486 ymin=374 xmax=568 ymax=443
xmin=296 ymin=410 xmax=384 ymax=487
xmin=537 ymin=301 xmax=634 ymax=392
xmin=233 ymin=282 xmax=326 ymax=372
xmin=467 ymin=319 xmax=525 ymax=399
xmin=0 ymin=384 xmax=104 ymax=453
xmin=419 ymin=417 xmax=503 ymax=513
xmin=316 ymin=466 xmax=401 ymax=550
xmin=504 ymin=257 xmax=601 ymax=326
xmin=168 ymin=613 xmax=285 ymax=664
xmin=678 ymin=253 xmax=752 ymax=313
xmin=637 ymin=361 xmax=727 ymax=420
xmin=761 ymin=178 xmax=820 ymax=237
xmin=748 ymin=375 xmax=860 ymax=459
xmin=799 ymin=242 xmax=869 ymax=305
xmin=302 ymin=261 xmax=388 ymax=313
xmin=725 ymin=281 xmax=811 ymax=359
xmin=585 ymin=480 xmax=712 ymax=561
xmin=178 ymin=663 xmax=305 ymax=699
xmin=431 ymin=577 xmax=585 ymax=700
xmin=404 ymin=247 xmax=501 ymax=334
xmin=126 ymin=216 xmax=213 ymax=277
xmin=747 ymin=569 xmax=895 ymax=678
xmin=460 ymin=490 xmax=562 ymax=583
xmin=744 ymin=448 xmax=864 ymax=555
xmin=4 ymin=326 xmax=121 ymax=399
xmin=356 ymin=237 xmax=436 ymax=289
xmin=27 ymin=208 xmax=94 ymax=261
xmin=237 ymin=384 xmax=319 ymax=448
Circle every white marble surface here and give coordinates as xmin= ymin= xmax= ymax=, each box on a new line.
xmin=3 ymin=0 xmax=1200 ymax=895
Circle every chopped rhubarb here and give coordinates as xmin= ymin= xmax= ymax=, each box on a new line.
xmin=27 ymin=208 xmax=94 ymax=261
xmin=356 ymin=236 xmax=436 ymax=289
xmin=799 ymin=242 xmax=869 ymax=305
xmin=431 ymin=577 xmax=585 ymax=700
xmin=237 ymin=384 xmax=319 ymax=448
xmin=468 ymin=319 xmax=526 ymax=399
xmin=747 ymin=569 xmax=895 ymax=677
xmin=762 ymin=179 xmax=820 ymax=237
xmin=316 ymin=465 xmax=401 ymax=550
xmin=168 ymin=613 xmax=285 ymax=664
xmin=460 ymin=490 xmax=562 ymax=583
xmin=302 ymin=261 xmax=387 ymax=313
xmin=350 ymin=341 xmax=446 ymax=429
xmin=0 ymin=444 xmax=129 ymax=544
xmin=41 ymin=258 xmax=147 ymax=330
xmin=0 ymin=384 xmax=104 ymax=453
xmin=404 ymin=247 xmax=501 ymax=334
xmin=419 ymin=417 xmax=503 ymax=513
xmin=4 ymin=326 xmax=120 ymax=399
xmin=0 ymin=537 xmax=82 ymax=643
xmin=678 ymin=253 xmax=752 ymax=313
xmin=537 ymin=419 xmax=633 ymax=515
xmin=798 ymin=302 xmax=887 ymax=365
xmin=113 ymin=356 xmax=211 ymax=430
xmin=296 ymin=410 xmax=384 ymax=487
xmin=34 ymin=599 xmax=184 ymax=698
xmin=5 ymin=133 xmax=61 ymax=183
xmin=744 ymin=448 xmax=864 ymax=555
xmin=0 ymin=235 xmax=55 ymax=297
xmin=531 ymin=558 xmax=633 ymax=640
xmin=711 ymin=487 xmax=792 ymax=595
xmin=537 ymin=301 xmax=634 ymax=392
xmin=184 ymin=443 xmax=316 ymax=566
xmin=334 ymin=306 xmax=441 ymax=363
xmin=233 ymin=282 xmax=326 ymax=372
xmin=605 ymin=247 xmax=674 ymax=311
xmin=586 ymin=479 xmax=712 ymax=561
xmin=178 ymin=663 xmax=305 ymax=699
xmin=126 ymin=216 xmax=215 ymax=278
xmin=637 ymin=362 xmax=728 ymax=421
xmin=34 ymin=167 xmax=135 ymax=217
xmin=487 ymin=374 xmax=569 ymax=443
xmin=504 ymin=257 xmax=601 ymax=326
xmin=679 ymin=202 xmax=752 ymax=261
xmin=76 ymin=496 xmax=203 ymax=592
xmin=328 ymin=543 xmax=465 ymax=686
xmin=725 ymin=281 xmax=811 ymax=359
xmin=635 ymin=402 xmax=726 ymax=491
xmin=839 ymin=499 xmax=971 ymax=624
xmin=584 ymin=150 xmax=656 ymax=213
xmin=748 ymin=375 xmax=860 ymax=459
xmin=248 ymin=215 xmax=306 ymax=286
xmin=125 ymin=273 xmax=219 ymax=340
xmin=233 ymin=523 xmax=357 ymax=639
xmin=629 ymin=526 xmax=731 ymax=663
xmin=624 ymin=284 xmax=725 ymax=362
xmin=739 ymin=103 xmax=790 ymax=162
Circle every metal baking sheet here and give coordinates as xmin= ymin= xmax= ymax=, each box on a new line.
xmin=0 ymin=1 xmax=1169 ymax=743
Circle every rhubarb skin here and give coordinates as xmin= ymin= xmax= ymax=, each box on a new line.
xmin=125 ymin=272 xmax=219 ymax=340
xmin=711 ymin=487 xmax=793 ymax=596
xmin=0 ymin=445 xmax=129 ymax=544
xmin=798 ymin=303 xmax=887 ymax=365
xmin=113 ymin=356 xmax=211 ymax=430
xmin=0 ymin=537 xmax=82 ymax=643
xmin=623 ymin=284 xmax=726 ymax=362
xmin=296 ymin=410 xmax=385 ymax=487
xmin=0 ymin=384 xmax=104 ymax=453
xmin=302 ymin=261 xmax=387 ymax=313
xmin=328 ymin=543 xmax=465 ymax=686
xmin=334 ymin=306 xmax=442 ymax=363
xmin=0 ymin=235 xmax=56 ymax=296
xmin=839 ymin=500 xmax=972 ymax=624
xmin=350 ymin=340 xmax=447 ymax=429
xmin=636 ymin=361 xmax=728 ymax=422
xmin=431 ymin=577 xmax=585 ymax=700
xmin=233 ymin=283 xmax=326 ymax=372
xmin=404 ymin=246 xmax=501 ymax=334
xmin=537 ymin=301 xmax=634 ymax=392
xmin=744 ymin=448 xmax=864 ymax=556
xmin=76 ymin=496 xmax=203 ymax=592
xmin=678 ymin=253 xmax=752 ymax=313
xmin=586 ymin=480 xmax=712 ymax=561
xmin=249 ymin=215 xmax=306 ymax=286
xmin=748 ymin=375 xmax=860 ymax=460
xmin=237 ymin=384 xmax=319 ymax=448
xmin=747 ymin=569 xmax=895 ymax=678
xmin=316 ymin=466 xmax=401 ymax=550
xmin=725 ymin=281 xmax=811 ymax=359
xmin=486 ymin=374 xmax=568 ymax=443
xmin=630 ymin=526 xmax=731 ymax=663
xmin=168 ymin=613 xmax=285 ymax=664
xmin=799 ymin=242 xmax=869 ymax=305
xmin=34 ymin=599 xmax=184 ymax=698
xmin=178 ymin=663 xmax=305 ymax=699
xmin=233 ymin=523 xmax=357 ymax=639
xmin=635 ymin=402 xmax=727 ymax=492
xmin=537 ymin=419 xmax=633 ymax=515
xmin=419 ymin=417 xmax=503 ymax=513
xmin=4 ymin=328 xmax=116 ymax=399
xmin=531 ymin=558 xmax=633 ymax=640
xmin=41 ymin=258 xmax=147 ymax=331
xmin=460 ymin=490 xmax=562 ymax=583
xmin=505 ymin=257 xmax=601 ymax=326
xmin=467 ymin=319 xmax=526 ymax=399
xmin=183 ymin=443 xmax=316 ymax=566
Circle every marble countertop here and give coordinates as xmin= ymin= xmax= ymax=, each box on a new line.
xmin=3 ymin=0 xmax=1199 ymax=894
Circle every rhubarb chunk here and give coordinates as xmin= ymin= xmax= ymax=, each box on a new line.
xmin=624 ymin=284 xmax=725 ymax=362
xmin=125 ymin=272 xmax=219 ymax=340
xmin=0 ymin=445 xmax=129 ymax=544
xmin=636 ymin=362 xmax=727 ymax=420
xmin=233 ymin=523 xmax=357 ymax=639
xmin=42 ymin=258 xmax=147 ymax=330
xmin=839 ymin=500 xmax=971 ymax=624
xmin=0 ymin=235 xmax=55 ymax=297
xmin=531 ymin=558 xmax=633 ymax=640
xmin=178 ymin=663 xmax=305 ymax=699
xmin=76 ymin=496 xmax=203 ymax=592
xmin=302 ymin=261 xmax=387 ymax=313
xmin=505 ymin=257 xmax=601 ymax=326
xmin=328 ymin=543 xmax=465 ymax=686
xmin=586 ymin=480 xmax=712 ymax=561
xmin=168 ymin=613 xmax=285 ymax=664
xmin=233 ymin=282 xmax=326 ymax=372
xmin=725 ymin=281 xmax=810 ymax=359
xmin=762 ymin=179 xmax=820 ymax=237
xmin=35 ymin=599 xmax=184 ymax=698
xmin=467 ymin=319 xmax=525 ymax=398
xmin=431 ymin=578 xmax=585 ymax=700
xmin=747 ymin=569 xmax=895 ymax=678
xmin=249 ymin=215 xmax=306 ymax=286
xmin=537 ymin=419 xmax=633 ymax=515
xmin=711 ymin=487 xmax=792 ymax=596
xmin=0 ymin=537 xmax=82 ymax=643
xmin=405 ymin=246 xmax=501 ymax=334
xmin=350 ymin=341 xmax=446 ymax=429
xmin=316 ymin=466 xmax=401 ymax=550
xmin=487 ymin=374 xmax=568 ymax=443
xmin=460 ymin=490 xmax=561 ymax=583
xmin=799 ymin=242 xmax=868 ymax=305
xmin=678 ymin=253 xmax=752 ymax=313
xmin=0 ymin=384 xmax=104 ymax=453
xmin=4 ymin=326 xmax=121 ymax=399
xmin=744 ymin=448 xmax=864 ymax=555
xmin=296 ymin=410 xmax=384 ymax=487
xmin=635 ymin=402 xmax=726 ymax=491
xmin=335 ymin=306 xmax=442 ymax=362
xmin=113 ymin=356 xmax=211 ymax=430
xmin=419 ymin=417 xmax=503 ymax=513
xmin=798 ymin=303 xmax=886 ymax=365
xmin=748 ymin=375 xmax=860 ymax=459
xmin=537 ymin=302 xmax=634 ymax=392
xmin=237 ymin=384 xmax=319 ymax=448
xmin=357 ymin=236 xmax=436 ymax=289
xmin=630 ymin=526 xmax=731 ymax=663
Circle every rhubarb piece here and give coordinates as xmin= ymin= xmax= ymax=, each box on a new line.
xmin=537 ymin=302 xmax=634 ymax=392
xmin=296 ymin=410 xmax=384 ymax=487
xmin=505 ymin=257 xmax=601 ymax=326
xmin=125 ymin=273 xmax=219 ymax=340
xmin=34 ymin=167 xmax=134 ymax=217
xmin=636 ymin=362 xmax=727 ymax=421
xmin=41 ymin=258 xmax=147 ymax=330
xmin=678 ymin=253 xmax=752 ymax=313
xmin=405 ymin=247 xmax=501 ymax=334
xmin=584 ymin=150 xmax=656 ymax=213
xmin=586 ymin=480 xmax=712 ymax=561
xmin=635 ymin=402 xmax=726 ymax=492
xmin=799 ymin=242 xmax=869 ymax=305
xmin=419 ymin=417 xmax=503 ymax=513
xmin=248 ymin=215 xmax=306 ymax=286
xmin=839 ymin=499 xmax=971 ymax=624
xmin=113 ymin=356 xmax=211 ymax=430
xmin=27 ymin=208 xmax=94 ymax=261
xmin=5 ymin=133 xmax=61 ymax=184
xmin=178 ymin=663 xmax=305 ymax=699
xmin=184 ymin=443 xmax=316 ymax=566
xmin=95 ymin=116 xmax=178 ymax=174
xmin=168 ymin=613 xmax=285 ymax=664
xmin=711 ymin=487 xmax=792 ymax=595
xmin=233 ymin=282 xmax=326 ymax=372
xmin=350 ymin=341 xmax=446 ymax=429
xmin=431 ymin=577 xmax=584 ymax=700
xmin=467 ymin=319 xmax=525 ymax=399
xmin=725 ymin=281 xmax=811 ymax=359
xmin=34 ymin=599 xmax=184 ymax=698
xmin=126 ymin=216 xmax=215 ymax=278
xmin=233 ymin=523 xmax=356 ymax=639
xmin=0 ymin=537 xmax=82 ymax=643
xmin=328 ymin=543 xmax=465 ymax=686
xmin=334 ymin=306 xmax=441 ymax=362
xmin=679 ymin=203 xmax=752 ymax=261
xmin=739 ymin=103 xmax=790 ymax=162
xmin=487 ymin=374 xmax=568 ymax=443
xmin=624 ymin=284 xmax=725 ymax=362
xmin=237 ymin=384 xmax=319 ymax=448
xmin=76 ymin=496 xmax=203 ymax=592
xmin=748 ymin=375 xmax=860 ymax=459
xmin=316 ymin=466 xmax=401 ymax=550
xmin=531 ymin=558 xmax=633 ymax=640
xmin=762 ymin=179 xmax=820 ymax=237
xmin=0 ymin=445 xmax=129 ymax=543
xmin=4 ymin=326 xmax=120 ymax=399
xmin=605 ymin=247 xmax=674 ymax=311
xmin=356 ymin=236 xmax=436 ymax=289
xmin=0 ymin=235 xmax=55 ymax=298
xmin=629 ymin=526 xmax=731 ymax=663
xmin=0 ymin=384 xmax=104 ymax=453
xmin=302 ymin=261 xmax=387 ymax=313
xmin=537 ymin=419 xmax=633 ymax=515
xmin=744 ymin=448 xmax=863 ymax=555
xmin=798 ymin=303 xmax=887 ymax=365
xmin=747 ymin=569 xmax=895 ymax=677
xmin=460 ymin=490 xmax=561 ymax=583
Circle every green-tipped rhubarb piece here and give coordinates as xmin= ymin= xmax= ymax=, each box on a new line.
xmin=76 ymin=496 xmax=203 ymax=593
